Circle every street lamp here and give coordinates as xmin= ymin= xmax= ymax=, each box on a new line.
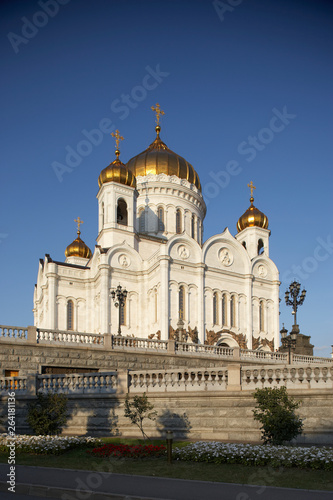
xmin=280 ymin=323 xmax=297 ymax=364
xmin=285 ymin=280 xmax=306 ymax=333
xmin=111 ymin=284 xmax=127 ymax=335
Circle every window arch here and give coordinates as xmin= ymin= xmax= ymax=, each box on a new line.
xmin=139 ymin=208 xmax=145 ymax=232
xmin=67 ymin=300 xmax=74 ymax=331
xmin=191 ymin=214 xmax=196 ymax=239
xmin=213 ymin=292 xmax=219 ymax=325
xmin=258 ymin=239 xmax=264 ymax=255
xmin=230 ymin=295 xmax=236 ymax=328
xmin=117 ymin=198 xmax=128 ymax=226
xmin=158 ymin=207 xmax=164 ymax=232
xmin=259 ymin=300 xmax=264 ymax=332
xmin=222 ymin=294 xmax=227 ymax=326
xmin=176 ymin=209 xmax=182 ymax=234
xmin=179 ymin=285 xmax=185 ymax=320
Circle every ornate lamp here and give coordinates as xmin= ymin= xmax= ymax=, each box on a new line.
xmin=111 ymin=284 xmax=127 ymax=335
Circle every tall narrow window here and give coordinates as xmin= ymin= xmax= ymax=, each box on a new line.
xmin=230 ymin=296 xmax=235 ymax=328
xmin=191 ymin=214 xmax=195 ymax=239
xmin=259 ymin=300 xmax=264 ymax=331
xmin=258 ymin=239 xmax=264 ymax=255
xmin=120 ymin=301 xmax=126 ymax=326
xmin=158 ymin=207 xmax=164 ymax=232
xmin=67 ymin=300 xmax=74 ymax=331
xmin=139 ymin=208 xmax=145 ymax=232
xmin=101 ymin=202 xmax=105 ymax=227
xmin=117 ymin=199 xmax=128 ymax=226
xmin=222 ymin=294 xmax=227 ymax=326
xmin=179 ymin=286 xmax=185 ymax=320
xmin=213 ymin=292 xmax=218 ymax=325
xmin=176 ymin=209 xmax=182 ymax=234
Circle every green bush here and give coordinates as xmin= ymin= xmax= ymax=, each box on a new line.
xmin=27 ymin=393 xmax=68 ymax=435
xmin=253 ymin=386 xmax=303 ymax=445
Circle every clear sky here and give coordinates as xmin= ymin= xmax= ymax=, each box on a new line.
xmin=1 ymin=0 xmax=332 ymax=357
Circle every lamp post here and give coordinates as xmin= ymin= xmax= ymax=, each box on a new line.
xmin=280 ymin=323 xmax=297 ymax=364
xmin=111 ymin=284 xmax=127 ymax=335
xmin=285 ymin=280 xmax=306 ymax=333
xmin=165 ymin=430 xmax=174 ymax=464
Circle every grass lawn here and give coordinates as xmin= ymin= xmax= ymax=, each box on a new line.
xmin=0 ymin=439 xmax=332 ymax=491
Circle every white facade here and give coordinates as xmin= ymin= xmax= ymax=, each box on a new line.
xmin=34 ymin=132 xmax=280 ymax=351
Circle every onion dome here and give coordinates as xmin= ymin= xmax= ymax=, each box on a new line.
xmin=65 ymin=217 xmax=92 ymax=259
xmin=126 ymin=125 xmax=201 ymax=191
xmin=237 ymin=182 xmax=268 ymax=232
xmin=98 ymin=130 xmax=136 ymax=189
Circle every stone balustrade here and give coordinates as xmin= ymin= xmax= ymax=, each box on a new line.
xmin=241 ymin=364 xmax=333 ymax=390
xmin=1 ymin=324 xmax=332 ymax=366
xmin=129 ymin=367 xmax=228 ymax=393
xmin=0 ymin=376 xmax=27 ymax=393
xmin=0 ymin=325 xmax=27 ymax=340
xmin=37 ymin=372 xmax=117 ymax=394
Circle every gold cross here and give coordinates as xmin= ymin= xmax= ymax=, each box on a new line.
xmin=247 ymin=181 xmax=256 ymax=197
xmin=111 ymin=129 xmax=124 ymax=149
xmin=74 ymin=217 xmax=84 ymax=232
xmin=151 ymin=103 xmax=165 ymax=125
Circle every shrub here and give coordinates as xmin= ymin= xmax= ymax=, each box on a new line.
xmin=253 ymin=386 xmax=303 ymax=445
xmin=27 ymin=393 xmax=68 ymax=435
xmin=124 ymin=393 xmax=157 ymax=441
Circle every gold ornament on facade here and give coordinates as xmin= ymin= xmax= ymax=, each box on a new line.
xmin=98 ymin=130 xmax=137 ymax=189
xmin=126 ymin=104 xmax=202 ymax=191
xmin=237 ymin=181 xmax=269 ymax=232
xmin=65 ymin=217 xmax=92 ymax=259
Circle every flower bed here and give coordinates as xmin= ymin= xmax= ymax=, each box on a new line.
xmin=173 ymin=442 xmax=333 ymax=470
xmin=88 ymin=443 xmax=166 ymax=459
xmin=0 ymin=433 xmax=101 ymax=455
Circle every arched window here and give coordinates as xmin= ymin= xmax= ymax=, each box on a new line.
xmin=117 ymin=198 xmax=128 ymax=226
xmin=213 ymin=292 xmax=219 ymax=325
xmin=242 ymin=241 xmax=246 ymax=249
xmin=120 ymin=300 xmax=126 ymax=326
xmin=139 ymin=208 xmax=145 ymax=232
xmin=101 ymin=202 xmax=105 ymax=227
xmin=259 ymin=300 xmax=264 ymax=331
xmin=176 ymin=209 xmax=182 ymax=234
xmin=179 ymin=285 xmax=185 ymax=320
xmin=230 ymin=296 xmax=236 ymax=328
xmin=191 ymin=214 xmax=195 ymax=239
xmin=67 ymin=300 xmax=74 ymax=331
xmin=158 ymin=207 xmax=164 ymax=232
xmin=258 ymin=239 xmax=264 ymax=255
xmin=222 ymin=294 xmax=227 ymax=326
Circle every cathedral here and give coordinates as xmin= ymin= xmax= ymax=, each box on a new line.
xmin=33 ymin=105 xmax=280 ymax=350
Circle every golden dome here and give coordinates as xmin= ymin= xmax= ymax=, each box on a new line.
xmin=126 ymin=126 xmax=201 ymax=191
xmin=65 ymin=230 xmax=92 ymax=259
xmin=98 ymin=150 xmax=137 ymax=189
xmin=237 ymin=194 xmax=269 ymax=232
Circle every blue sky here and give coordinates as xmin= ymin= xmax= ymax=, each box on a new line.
xmin=1 ymin=0 xmax=332 ymax=357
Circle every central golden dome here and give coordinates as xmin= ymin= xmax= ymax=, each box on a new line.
xmin=126 ymin=126 xmax=201 ymax=191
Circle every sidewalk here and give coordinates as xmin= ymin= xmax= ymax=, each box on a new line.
xmin=0 ymin=464 xmax=332 ymax=500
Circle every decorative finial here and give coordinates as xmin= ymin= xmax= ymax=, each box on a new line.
xmin=151 ymin=103 xmax=165 ymax=138
xmin=247 ymin=181 xmax=256 ymax=203
xmin=74 ymin=217 xmax=83 ymax=235
xmin=111 ymin=129 xmax=124 ymax=159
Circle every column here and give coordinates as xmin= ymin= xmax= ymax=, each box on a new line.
xmin=160 ymin=256 xmax=170 ymax=340
xmin=47 ymin=272 xmax=57 ymax=330
xmin=99 ymin=264 xmax=110 ymax=334
xmin=198 ymin=263 xmax=205 ymax=343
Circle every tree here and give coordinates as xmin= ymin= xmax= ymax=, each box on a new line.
xmin=253 ymin=386 xmax=303 ymax=445
xmin=124 ymin=393 xmax=157 ymax=441
xmin=27 ymin=393 xmax=68 ymax=435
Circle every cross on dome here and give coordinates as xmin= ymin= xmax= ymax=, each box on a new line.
xmin=74 ymin=217 xmax=84 ymax=234
xmin=247 ymin=181 xmax=256 ymax=198
xmin=151 ymin=103 xmax=165 ymax=125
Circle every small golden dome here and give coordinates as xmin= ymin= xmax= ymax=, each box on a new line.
xmin=98 ymin=150 xmax=137 ymax=189
xmin=65 ymin=230 xmax=92 ymax=259
xmin=237 ymin=195 xmax=269 ymax=232
xmin=126 ymin=126 xmax=201 ymax=191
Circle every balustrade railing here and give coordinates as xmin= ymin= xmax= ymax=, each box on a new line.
xmin=0 ymin=325 xmax=27 ymax=340
xmin=112 ymin=336 xmax=168 ymax=351
xmin=37 ymin=329 xmax=104 ymax=345
xmin=240 ymin=349 xmax=288 ymax=363
xmin=176 ymin=342 xmax=234 ymax=357
xmin=129 ymin=367 xmax=228 ymax=392
xmin=241 ymin=364 xmax=333 ymax=390
xmin=37 ymin=371 xmax=117 ymax=394
xmin=0 ymin=376 xmax=27 ymax=393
